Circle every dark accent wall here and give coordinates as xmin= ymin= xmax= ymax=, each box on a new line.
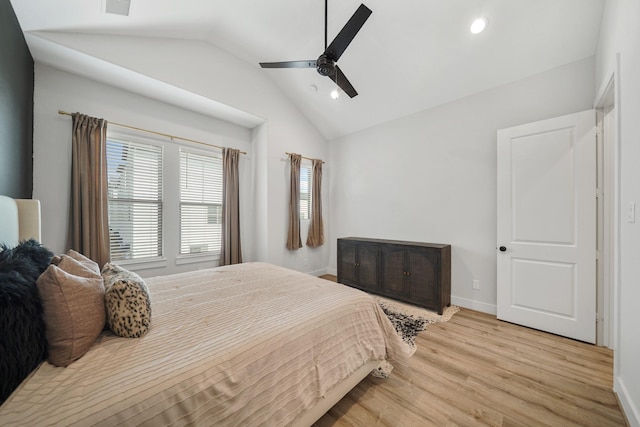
xmin=0 ymin=0 xmax=33 ymax=198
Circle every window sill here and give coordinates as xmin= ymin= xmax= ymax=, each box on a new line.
xmin=176 ymin=253 xmax=220 ymax=266
xmin=115 ymin=257 xmax=168 ymax=271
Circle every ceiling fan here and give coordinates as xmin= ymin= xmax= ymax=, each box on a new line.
xmin=259 ymin=1 xmax=372 ymax=98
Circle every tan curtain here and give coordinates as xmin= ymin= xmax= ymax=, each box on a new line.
xmin=286 ymin=153 xmax=302 ymax=250
xmin=68 ymin=113 xmax=110 ymax=266
xmin=306 ymin=159 xmax=324 ymax=248
xmin=220 ymin=147 xmax=242 ymax=265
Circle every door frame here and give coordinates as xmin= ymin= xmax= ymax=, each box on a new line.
xmin=593 ymin=58 xmax=621 ymax=351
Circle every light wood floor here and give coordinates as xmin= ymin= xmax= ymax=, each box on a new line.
xmin=314 ymin=276 xmax=627 ymax=427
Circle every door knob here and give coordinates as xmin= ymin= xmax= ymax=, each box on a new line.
xmin=499 ymin=246 xmax=507 ymax=252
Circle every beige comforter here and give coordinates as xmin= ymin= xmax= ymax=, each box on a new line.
xmin=0 ymin=262 xmax=412 ymax=426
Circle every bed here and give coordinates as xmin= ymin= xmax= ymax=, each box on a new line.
xmin=0 ymin=196 xmax=413 ymax=426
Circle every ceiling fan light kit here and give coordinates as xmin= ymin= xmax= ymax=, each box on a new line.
xmin=259 ymin=1 xmax=372 ymax=98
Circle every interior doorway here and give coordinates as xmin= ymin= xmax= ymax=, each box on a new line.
xmin=595 ymin=77 xmax=617 ymax=348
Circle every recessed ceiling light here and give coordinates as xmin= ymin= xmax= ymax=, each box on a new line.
xmin=330 ymin=89 xmax=340 ymax=100
xmin=470 ymin=16 xmax=488 ymax=34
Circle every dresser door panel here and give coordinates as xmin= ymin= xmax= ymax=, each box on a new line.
xmin=338 ymin=243 xmax=357 ymax=285
xmin=408 ymin=250 xmax=438 ymax=305
xmin=357 ymin=244 xmax=379 ymax=291
xmin=381 ymin=246 xmax=406 ymax=297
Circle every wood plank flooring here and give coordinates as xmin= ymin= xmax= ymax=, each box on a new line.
xmin=314 ymin=276 xmax=627 ymax=427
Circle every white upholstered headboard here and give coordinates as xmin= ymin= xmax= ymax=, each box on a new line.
xmin=0 ymin=195 xmax=42 ymax=247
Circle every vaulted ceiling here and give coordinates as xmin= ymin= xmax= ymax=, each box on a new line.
xmin=10 ymin=0 xmax=604 ymax=140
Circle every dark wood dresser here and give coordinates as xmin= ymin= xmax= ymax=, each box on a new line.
xmin=337 ymin=237 xmax=451 ymax=314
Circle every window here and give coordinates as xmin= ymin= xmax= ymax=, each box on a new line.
xmin=300 ymin=164 xmax=312 ymax=220
xmin=179 ymin=149 xmax=223 ymax=255
xmin=106 ymin=131 xmax=228 ymax=266
xmin=106 ymin=138 xmax=163 ymax=261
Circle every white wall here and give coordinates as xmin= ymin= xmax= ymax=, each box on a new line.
xmin=329 ymin=56 xmax=595 ymax=314
xmin=596 ymin=1 xmax=640 ymax=425
xmin=33 ymin=64 xmax=254 ymax=277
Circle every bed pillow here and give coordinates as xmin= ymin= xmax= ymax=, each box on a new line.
xmin=102 ymin=263 xmax=151 ymax=338
xmin=65 ymin=249 xmax=101 ymax=276
xmin=0 ymin=239 xmax=52 ymax=404
xmin=0 ymin=239 xmax=53 ymax=278
xmin=101 ymin=262 xmax=124 ymax=290
xmin=36 ymin=255 xmax=106 ymax=367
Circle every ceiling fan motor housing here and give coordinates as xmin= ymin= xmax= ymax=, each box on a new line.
xmin=316 ymin=55 xmax=336 ymax=76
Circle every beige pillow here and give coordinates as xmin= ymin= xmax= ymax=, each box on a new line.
xmin=50 ymin=250 xmax=100 ymax=275
xmin=65 ymin=249 xmax=101 ymax=276
xmin=36 ymin=256 xmax=105 ymax=367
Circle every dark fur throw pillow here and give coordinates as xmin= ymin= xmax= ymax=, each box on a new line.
xmin=0 ymin=239 xmax=53 ymax=405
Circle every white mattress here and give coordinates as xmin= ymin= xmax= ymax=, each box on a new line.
xmin=0 ymin=262 xmax=412 ymax=426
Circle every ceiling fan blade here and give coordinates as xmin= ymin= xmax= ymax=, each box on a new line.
xmin=324 ymin=4 xmax=372 ymax=62
xmin=329 ymin=66 xmax=358 ymax=98
xmin=259 ymin=60 xmax=317 ymax=69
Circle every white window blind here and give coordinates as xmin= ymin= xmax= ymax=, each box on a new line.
xmin=106 ymin=138 xmax=163 ymax=261
xmin=300 ymin=164 xmax=312 ymax=220
xmin=179 ymin=149 xmax=223 ymax=255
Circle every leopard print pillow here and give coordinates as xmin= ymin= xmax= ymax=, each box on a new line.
xmin=101 ymin=263 xmax=151 ymax=338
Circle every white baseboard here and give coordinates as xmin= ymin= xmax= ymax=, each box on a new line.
xmin=326 ymin=267 xmax=337 ymax=276
xmin=451 ymin=296 xmax=497 ymax=316
xmin=615 ymin=376 xmax=640 ymax=427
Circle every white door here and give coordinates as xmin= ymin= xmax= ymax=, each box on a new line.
xmin=497 ymin=110 xmax=596 ymax=343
